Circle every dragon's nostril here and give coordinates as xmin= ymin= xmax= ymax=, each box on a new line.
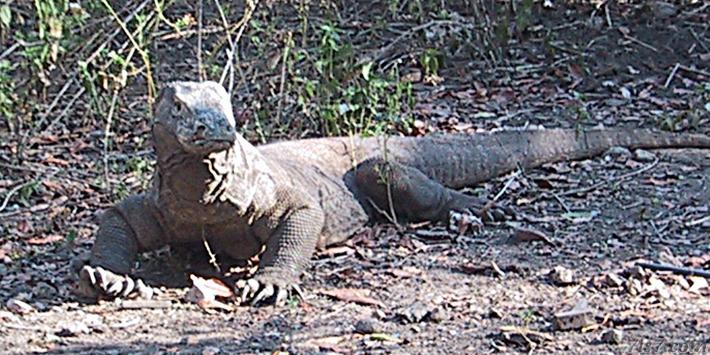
xmin=195 ymin=122 xmax=207 ymax=136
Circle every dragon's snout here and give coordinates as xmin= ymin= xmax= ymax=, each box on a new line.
xmin=178 ymin=107 xmax=236 ymax=153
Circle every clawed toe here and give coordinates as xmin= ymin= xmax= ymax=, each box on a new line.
xmin=236 ymin=277 xmax=300 ymax=306
xmin=77 ymin=265 xmax=154 ymax=300
xmin=449 ymin=200 xmax=516 ymax=233
xmin=481 ymin=203 xmax=514 ymax=222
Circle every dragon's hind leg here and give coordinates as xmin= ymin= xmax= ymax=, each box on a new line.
xmin=354 ymin=158 xmax=508 ymax=223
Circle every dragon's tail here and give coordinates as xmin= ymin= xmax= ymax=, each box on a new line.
xmin=392 ymin=128 xmax=710 ymax=188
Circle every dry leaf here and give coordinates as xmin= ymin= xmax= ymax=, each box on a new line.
xmin=305 ymin=335 xmax=351 ymax=352
xmin=645 ymin=177 xmax=676 ymax=186
xmin=319 ymin=245 xmax=354 ymax=258
xmin=27 ymin=235 xmax=63 ymax=245
xmin=41 ymin=180 xmax=64 ymax=191
xmin=187 ymin=275 xmax=234 ymax=311
xmin=318 ymin=288 xmax=384 ymax=307
xmin=45 ymin=156 xmax=70 ymax=166
xmin=388 ymin=266 xmax=421 ymax=278
xmin=512 ymin=228 xmax=555 ymax=246
xmin=688 ymin=276 xmax=708 ymax=294
xmin=190 ymin=275 xmax=233 ymax=298
xmin=6 ymin=299 xmax=35 ymax=314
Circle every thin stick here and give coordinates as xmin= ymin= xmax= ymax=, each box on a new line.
xmin=0 ymin=181 xmax=33 ymax=212
xmin=636 ymin=262 xmax=710 ymax=278
xmin=103 ymin=90 xmax=120 ymax=189
xmin=663 ymin=63 xmax=680 ymax=89
xmin=233 ymin=0 xmax=258 ymax=46
xmin=493 ymin=170 xmax=521 ymax=202
xmin=560 ymin=158 xmax=659 ymax=197
xmin=197 ymin=0 xmax=204 ymax=80
xmin=276 ymin=31 xmax=292 ymax=125
xmin=381 ymin=138 xmax=398 ymax=225
xmin=677 ymin=64 xmax=710 ymax=78
xmin=38 ymin=0 xmax=151 ymax=129
xmin=201 ymin=226 xmax=220 ymax=272
xmin=158 ymin=25 xmax=225 ymax=41
xmin=604 ymin=1 xmax=613 ymax=29
xmin=686 ymin=215 xmax=710 ymax=227
xmin=214 ymin=0 xmax=235 ymax=92
xmin=40 ymin=77 xmax=75 ymax=124
xmin=100 ymin=0 xmax=156 ymax=105
xmin=45 ymin=85 xmax=84 ymax=132
xmin=623 ymin=34 xmax=658 ymax=53
xmin=550 ymin=192 xmax=571 ymax=213
xmin=0 ymin=42 xmax=20 ymax=60
xmin=367 ymin=197 xmax=399 ymax=226
xmin=357 ymin=20 xmax=458 ymax=66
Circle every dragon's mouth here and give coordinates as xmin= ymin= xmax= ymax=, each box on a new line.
xmin=183 ymin=137 xmax=234 ymax=154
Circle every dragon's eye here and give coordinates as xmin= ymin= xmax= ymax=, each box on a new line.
xmin=171 ymin=97 xmax=188 ymax=115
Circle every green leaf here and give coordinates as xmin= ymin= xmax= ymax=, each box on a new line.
xmin=361 ymin=62 xmax=373 ymax=81
xmin=0 ymin=5 xmax=11 ymax=28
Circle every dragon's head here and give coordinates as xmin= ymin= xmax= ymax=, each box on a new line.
xmin=153 ymin=81 xmax=237 ymax=155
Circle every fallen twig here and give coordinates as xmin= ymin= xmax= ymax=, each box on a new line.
xmin=604 ymin=1 xmax=613 ymax=29
xmin=560 ymin=157 xmax=659 ymax=197
xmin=623 ymin=34 xmax=658 ymax=53
xmin=493 ymin=170 xmax=521 ymax=202
xmin=46 ymin=85 xmax=86 ymax=131
xmin=677 ymin=64 xmax=710 ymax=78
xmin=636 ymin=262 xmax=710 ymax=278
xmin=0 ymin=180 xmax=34 ymax=213
xmin=479 ymin=169 xmax=521 ymax=217
xmin=663 ymin=63 xmax=680 ymax=89
xmin=686 ymin=215 xmax=710 ymax=227
xmin=0 ymin=42 xmax=20 ymax=60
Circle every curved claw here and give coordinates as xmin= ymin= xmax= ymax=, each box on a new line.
xmin=478 ymin=202 xmax=513 ymax=223
xmin=135 ymin=279 xmax=154 ymax=299
xmin=76 ymin=265 xmax=154 ymax=300
xmin=291 ymin=284 xmax=304 ymax=300
xmin=274 ymin=288 xmax=288 ymax=305
xmin=239 ymin=278 xmax=260 ymax=302
xmin=236 ymin=277 xmax=300 ymax=307
xmin=251 ymin=284 xmax=275 ymax=305
xmin=106 ymin=279 xmax=124 ymax=296
xmin=120 ymin=275 xmax=136 ymax=297
xmin=451 ymin=196 xmax=514 ymax=225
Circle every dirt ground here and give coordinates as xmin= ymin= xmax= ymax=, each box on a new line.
xmin=0 ymin=1 xmax=708 ymax=354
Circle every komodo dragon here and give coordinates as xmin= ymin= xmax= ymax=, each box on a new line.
xmin=77 ymin=81 xmax=710 ymax=305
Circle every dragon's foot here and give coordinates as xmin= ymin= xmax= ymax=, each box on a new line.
xmin=476 ymin=201 xmax=515 ymax=222
xmin=449 ymin=210 xmax=484 ymax=234
xmin=77 ymin=265 xmax=155 ymax=300
xmin=235 ymin=274 xmax=304 ymax=306
xmin=452 ymin=196 xmax=514 ymax=223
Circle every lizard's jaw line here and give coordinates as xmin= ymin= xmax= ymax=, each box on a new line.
xmin=181 ymin=139 xmax=234 ymax=155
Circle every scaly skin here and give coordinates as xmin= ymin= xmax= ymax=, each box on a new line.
xmin=78 ymin=81 xmax=710 ymax=305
